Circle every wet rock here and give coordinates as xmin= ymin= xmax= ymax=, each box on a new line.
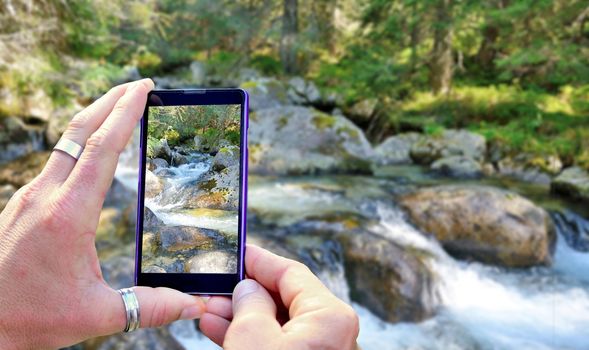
xmin=431 ymin=156 xmax=482 ymax=179
xmin=399 ymin=185 xmax=556 ymax=267
xmin=150 ymin=158 xmax=169 ymax=171
xmin=0 ymin=117 xmax=46 ymax=164
xmin=249 ymin=106 xmax=374 ymax=175
xmin=339 ymin=231 xmax=436 ymax=323
xmin=410 ymin=129 xmax=486 ymax=165
xmin=374 ymin=132 xmax=420 ymax=165
xmin=187 ymin=251 xmax=237 ymax=273
xmin=212 ymin=145 xmax=239 ymax=171
xmin=144 ymin=207 xmax=164 ymax=230
xmin=0 ymin=184 xmax=16 ymax=212
xmin=171 ymin=152 xmax=188 ymax=166
xmin=0 ymin=151 xmax=50 ymax=187
xmin=158 ymin=226 xmax=224 ymax=252
xmin=149 ymin=139 xmax=173 ymax=163
xmin=287 ymin=77 xmax=321 ymax=105
xmin=184 ymin=164 xmax=240 ymax=211
xmin=240 ymin=78 xmax=288 ymax=111
xmin=497 ymin=156 xmax=553 ymax=184
xmin=154 ymin=168 xmax=175 ymax=177
xmin=145 ymin=170 xmax=165 ymax=199
xmin=551 ymin=167 xmax=589 ymax=202
xmin=551 ymin=210 xmax=589 ymax=252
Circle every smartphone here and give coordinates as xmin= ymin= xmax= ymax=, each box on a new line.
xmin=135 ymin=89 xmax=248 ymax=295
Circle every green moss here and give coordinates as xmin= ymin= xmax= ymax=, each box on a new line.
xmin=312 ymin=112 xmax=337 ymax=129
xmin=277 ymin=115 xmax=288 ymax=129
xmin=336 ymin=126 xmax=360 ymax=140
xmin=198 ymin=179 xmax=217 ymax=191
xmin=240 ymin=80 xmax=259 ymax=89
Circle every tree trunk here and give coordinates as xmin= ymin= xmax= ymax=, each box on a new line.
xmin=312 ymin=0 xmax=337 ymax=53
xmin=430 ymin=0 xmax=453 ymax=95
xmin=280 ymin=0 xmax=298 ymax=75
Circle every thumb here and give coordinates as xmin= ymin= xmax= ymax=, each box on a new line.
xmin=102 ymin=286 xmax=206 ymax=333
xmin=227 ymin=279 xmax=282 ymax=342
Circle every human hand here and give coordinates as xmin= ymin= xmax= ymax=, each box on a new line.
xmin=200 ymin=244 xmax=360 ymax=350
xmin=0 ymin=79 xmax=206 ymax=349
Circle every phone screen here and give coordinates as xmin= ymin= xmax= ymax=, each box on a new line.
xmin=141 ymin=104 xmax=241 ymax=274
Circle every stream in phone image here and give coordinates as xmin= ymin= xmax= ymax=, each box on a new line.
xmin=141 ymin=104 xmax=241 ymax=274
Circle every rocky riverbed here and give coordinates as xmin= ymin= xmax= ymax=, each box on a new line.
xmin=0 ymin=68 xmax=588 ymax=349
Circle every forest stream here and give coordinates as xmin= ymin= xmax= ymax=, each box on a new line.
xmin=113 ymin=137 xmax=589 ymax=350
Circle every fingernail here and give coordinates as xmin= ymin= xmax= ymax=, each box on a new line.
xmin=180 ymin=305 xmax=204 ymax=320
xmin=234 ymin=279 xmax=259 ymax=301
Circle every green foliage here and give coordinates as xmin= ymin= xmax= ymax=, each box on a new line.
xmin=249 ymin=55 xmax=282 ymax=76
xmin=148 ymin=104 xmax=241 ymax=151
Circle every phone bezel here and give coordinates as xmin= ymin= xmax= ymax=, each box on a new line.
xmin=135 ymin=88 xmax=248 ymax=295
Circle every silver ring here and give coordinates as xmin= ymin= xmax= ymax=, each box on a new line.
xmin=117 ymin=288 xmax=141 ymax=332
xmin=53 ymin=138 xmax=84 ymax=160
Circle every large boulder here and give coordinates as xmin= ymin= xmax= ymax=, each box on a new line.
xmin=551 ymin=167 xmax=589 ymax=202
xmin=147 ymin=138 xmax=173 ymax=163
xmin=398 ymin=185 xmax=556 ymax=267
xmin=185 ymin=164 xmax=240 ymax=211
xmin=287 ymin=77 xmax=321 ymax=105
xmin=339 ymin=232 xmax=437 ymax=323
xmin=374 ymin=132 xmax=420 ymax=165
xmin=248 ymin=210 xmax=437 ymax=323
xmin=240 ymin=78 xmax=288 ymax=111
xmin=0 ymin=151 xmax=50 ymax=187
xmin=431 ymin=156 xmax=482 ymax=179
xmin=410 ymin=129 xmax=486 ymax=165
xmin=212 ymin=145 xmax=240 ymax=171
xmin=0 ymin=117 xmax=46 ymax=164
xmin=249 ymin=106 xmax=374 ymax=175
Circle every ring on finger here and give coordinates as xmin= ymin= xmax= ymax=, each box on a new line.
xmin=53 ymin=138 xmax=84 ymax=161
xmin=117 ymin=287 xmax=141 ymax=332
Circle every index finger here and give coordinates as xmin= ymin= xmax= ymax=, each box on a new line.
xmin=245 ymin=244 xmax=336 ymax=318
xmin=63 ymin=79 xmax=153 ymax=207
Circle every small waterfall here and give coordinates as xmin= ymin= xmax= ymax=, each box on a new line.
xmin=369 ymin=202 xmax=589 ymax=349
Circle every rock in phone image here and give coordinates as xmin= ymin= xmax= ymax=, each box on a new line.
xmin=141 ymin=104 xmax=241 ymax=274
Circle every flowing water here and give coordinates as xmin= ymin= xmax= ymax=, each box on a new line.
xmin=114 ymin=137 xmax=589 ymax=349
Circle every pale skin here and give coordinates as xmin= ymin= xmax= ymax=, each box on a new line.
xmin=0 ymin=79 xmax=359 ymax=349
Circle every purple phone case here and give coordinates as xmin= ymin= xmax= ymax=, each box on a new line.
xmin=134 ymin=89 xmax=248 ymax=294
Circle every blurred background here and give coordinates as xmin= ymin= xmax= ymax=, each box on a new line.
xmin=0 ymin=0 xmax=588 ymax=349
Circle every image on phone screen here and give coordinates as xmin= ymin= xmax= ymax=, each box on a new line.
xmin=141 ymin=104 xmax=241 ymax=274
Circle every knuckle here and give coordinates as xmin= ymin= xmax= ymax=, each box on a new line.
xmin=69 ymin=110 xmax=91 ymax=130
xmin=12 ymin=180 xmax=43 ymax=211
xmin=85 ymin=130 xmax=109 ymax=151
